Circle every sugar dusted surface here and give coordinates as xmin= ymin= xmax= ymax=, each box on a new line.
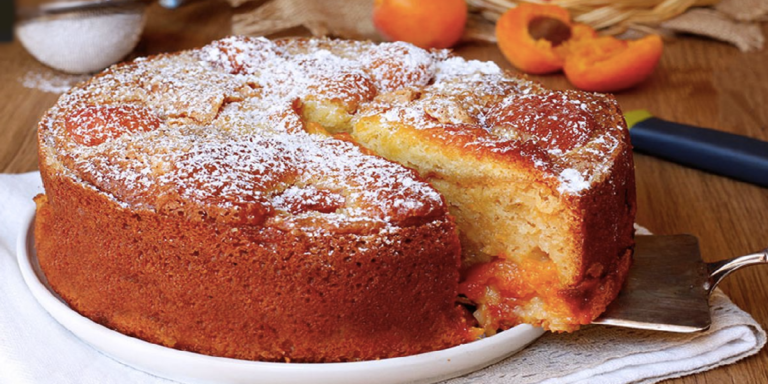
xmin=21 ymin=70 xmax=91 ymax=94
xmin=41 ymin=36 xmax=627 ymax=231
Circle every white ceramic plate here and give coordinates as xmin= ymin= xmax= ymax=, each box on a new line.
xmin=17 ymin=209 xmax=544 ymax=384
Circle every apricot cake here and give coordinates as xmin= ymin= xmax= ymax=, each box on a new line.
xmin=35 ymin=36 xmax=635 ymax=362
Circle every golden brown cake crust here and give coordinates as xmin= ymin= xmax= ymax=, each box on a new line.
xmin=35 ymin=37 xmax=479 ymax=362
xmin=36 ymin=36 xmax=635 ymax=357
xmin=35 ymin=165 xmax=470 ymax=362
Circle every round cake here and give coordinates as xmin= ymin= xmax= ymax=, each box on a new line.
xmin=35 ymin=36 xmax=636 ymax=362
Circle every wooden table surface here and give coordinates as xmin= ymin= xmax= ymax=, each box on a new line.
xmin=2 ymin=1 xmax=767 ymax=383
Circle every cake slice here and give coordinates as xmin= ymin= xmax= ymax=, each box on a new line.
xmin=352 ymin=55 xmax=635 ymax=332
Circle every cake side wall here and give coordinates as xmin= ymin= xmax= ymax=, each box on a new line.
xmin=558 ymin=122 xmax=637 ymax=325
xmin=35 ymin=165 xmax=472 ymax=362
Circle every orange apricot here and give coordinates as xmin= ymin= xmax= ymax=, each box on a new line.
xmin=495 ymin=3 xmax=573 ymax=75
xmin=563 ymin=34 xmax=663 ymax=92
xmin=373 ymin=0 xmax=467 ymax=49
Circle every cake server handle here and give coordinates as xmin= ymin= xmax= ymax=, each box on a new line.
xmin=705 ymin=248 xmax=768 ymax=294
xmin=624 ymin=110 xmax=768 ymax=188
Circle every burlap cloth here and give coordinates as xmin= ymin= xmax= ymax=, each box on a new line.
xmin=230 ymin=0 xmax=766 ymax=51
xmin=232 ymin=0 xmax=380 ymax=40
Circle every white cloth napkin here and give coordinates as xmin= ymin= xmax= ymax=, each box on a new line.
xmin=1 ymin=172 xmax=765 ymax=384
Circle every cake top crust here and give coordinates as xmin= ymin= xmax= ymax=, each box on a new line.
xmin=39 ymin=36 xmax=627 ymax=231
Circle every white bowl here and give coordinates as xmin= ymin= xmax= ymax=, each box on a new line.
xmin=16 ymin=8 xmax=145 ymax=74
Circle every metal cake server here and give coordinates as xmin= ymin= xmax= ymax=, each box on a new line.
xmin=592 ymin=234 xmax=768 ymax=332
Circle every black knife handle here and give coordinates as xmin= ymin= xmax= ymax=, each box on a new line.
xmin=629 ymin=117 xmax=768 ymax=188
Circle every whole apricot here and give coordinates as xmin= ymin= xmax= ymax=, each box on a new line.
xmin=373 ymin=0 xmax=467 ymax=49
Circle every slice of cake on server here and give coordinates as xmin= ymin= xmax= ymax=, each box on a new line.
xmin=354 ymin=54 xmax=635 ymax=332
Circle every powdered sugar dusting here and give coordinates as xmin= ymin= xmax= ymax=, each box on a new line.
xmin=21 ymin=70 xmax=91 ymax=94
xmin=363 ymin=41 xmax=435 ymax=92
xmin=435 ymin=57 xmax=501 ymax=81
xmin=558 ymin=168 xmax=590 ymax=194
xmin=360 ymin=53 xmax=624 ymax=192
xmin=41 ymin=36 xmax=627 ymax=231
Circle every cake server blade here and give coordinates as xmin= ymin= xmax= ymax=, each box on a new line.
xmin=592 ymin=234 xmax=768 ymax=332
